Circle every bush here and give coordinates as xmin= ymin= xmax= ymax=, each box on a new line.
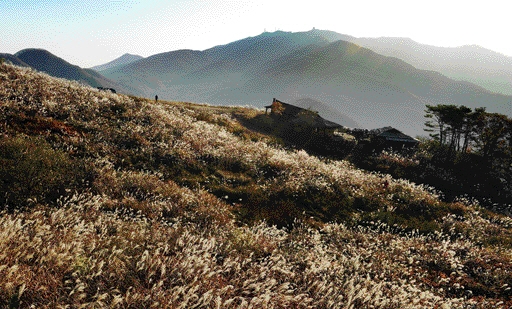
xmin=0 ymin=135 xmax=86 ymax=210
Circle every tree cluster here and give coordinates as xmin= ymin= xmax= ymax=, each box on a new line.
xmin=424 ymin=104 xmax=512 ymax=162
xmin=423 ymin=104 xmax=512 ymax=207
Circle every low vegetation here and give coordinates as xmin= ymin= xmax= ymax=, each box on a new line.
xmin=358 ymin=139 xmax=512 ymax=214
xmin=1 ymin=63 xmax=511 ymax=308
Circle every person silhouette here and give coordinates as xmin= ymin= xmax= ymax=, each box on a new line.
xmin=155 ymin=95 xmax=158 ymax=102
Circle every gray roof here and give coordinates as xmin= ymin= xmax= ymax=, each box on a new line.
xmin=375 ymin=127 xmax=419 ymax=143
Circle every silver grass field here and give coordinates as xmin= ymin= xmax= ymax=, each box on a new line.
xmin=0 ymin=63 xmax=511 ymax=308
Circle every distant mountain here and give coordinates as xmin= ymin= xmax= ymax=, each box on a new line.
xmin=7 ymin=48 xmax=130 ymax=93
xmin=102 ymin=31 xmax=332 ymax=88
xmin=100 ymin=30 xmax=512 ymax=136
xmin=351 ymin=37 xmax=512 ymax=96
xmin=101 ymin=30 xmax=351 ymax=103
xmin=90 ymin=53 xmax=143 ymax=72
xmin=0 ymin=53 xmax=30 ymax=67
xmin=295 ymin=31 xmax=512 ymax=96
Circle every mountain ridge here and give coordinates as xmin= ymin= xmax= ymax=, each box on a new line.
xmin=0 ymin=53 xmax=30 ymax=67
xmin=2 ymin=48 xmax=131 ymax=94
xmin=351 ymin=36 xmax=512 ymax=95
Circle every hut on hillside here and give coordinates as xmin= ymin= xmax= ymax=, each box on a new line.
xmin=371 ymin=127 xmax=419 ymax=149
xmin=265 ymin=98 xmax=342 ymax=131
xmin=263 ymin=98 xmax=363 ymax=156
xmin=265 ymin=98 xmax=310 ymax=117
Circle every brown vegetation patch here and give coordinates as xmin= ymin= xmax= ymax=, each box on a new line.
xmin=5 ymin=112 xmax=79 ymax=137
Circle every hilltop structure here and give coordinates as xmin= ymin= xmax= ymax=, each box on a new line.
xmin=264 ymin=98 xmax=419 ymax=154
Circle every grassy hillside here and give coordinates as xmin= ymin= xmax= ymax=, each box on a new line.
xmin=1 ymin=63 xmax=511 ymax=308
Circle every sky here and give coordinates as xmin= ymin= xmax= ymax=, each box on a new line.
xmin=1 ymin=0 xmax=510 ymax=68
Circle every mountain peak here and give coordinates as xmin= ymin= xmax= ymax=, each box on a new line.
xmin=260 ymin=30 xmax=291 ymax=37
xmin=302 ymin=28 xmax=355 ymax=43
xmin=15 ymin=48 xmax=75 ymax=69
xmin=456 ymin=44 xmax=493 ymax=53
xmin=10 ymin=48 xmax=128 ymax=92
xmin=15 ymin=48 xmax=55 ymax=58
xmin=90 ymin=53 xmax=143 ymax=71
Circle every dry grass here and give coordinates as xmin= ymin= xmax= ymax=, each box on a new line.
xmin=0 ymin=63 xmax=511 ymax=308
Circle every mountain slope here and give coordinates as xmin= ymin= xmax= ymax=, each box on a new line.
xmin=100 ymin=30 xmax=336 ymax=100
xmin=0 ymin=53 xmax=30 ymax=67
xmin=293 ymin=97 xmax=359 ymax=128
xmin=221 ymin=39 xmax=512 ymax=135
xmin=90 ymin=53 xmax=143 ymax=72
xmin=108 ymin=30 xmax=334 ymax=80
xmin=13 ymin=48 xmax=130 ymax=93
xmin=193 ymin=30 xmax=334 ymax=78
xmin=352 ymin=37 xmax=512 ymax=96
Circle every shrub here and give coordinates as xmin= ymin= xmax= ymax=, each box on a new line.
xmin=0 ymin=135 xmax=86 ymax=210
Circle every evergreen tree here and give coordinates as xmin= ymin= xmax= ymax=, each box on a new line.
xmin=473 ymin=112 xmax=512 ymax=162
xmin=424 ymin=105 xmax=446 ymax=143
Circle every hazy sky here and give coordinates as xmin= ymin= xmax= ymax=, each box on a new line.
xmin=1 ymin=0 xmax=510 ymax=68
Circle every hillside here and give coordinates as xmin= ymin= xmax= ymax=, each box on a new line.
xmin=1 ymin=63 xmax=511 ymax=308
xmin=99 ymin=30 xmax=512 ymax=136
xmin=100 ymin=31 xmax=336 ymax=104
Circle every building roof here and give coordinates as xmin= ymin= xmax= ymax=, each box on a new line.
xmin=374 ymin=127 xmax=419 ymax=143
xmin=272 ymin=99 xmax=313 ymax=116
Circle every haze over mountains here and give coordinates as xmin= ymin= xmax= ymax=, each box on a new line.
xmin=3 ymin=29 xmax=512 ymax=136
xmin=97 ymin=29 xmax=512 ymax=135
xmin=350 ymin=37 xmax=512 ymax=96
